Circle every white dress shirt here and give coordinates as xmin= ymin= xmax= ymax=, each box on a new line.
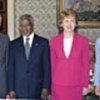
xmin=23 ymin=32 xmax=34 ymax=48
xmin=64 ymin=37 xmax=73 ymax=58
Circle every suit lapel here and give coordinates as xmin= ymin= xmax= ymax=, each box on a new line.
xmin=19 ymin=35 xmax=39 ymax=61
xmin=60 ymin=32 xmax=77 ymax=60
xmin=28 ymin=34 xmax=39 ymax=61
xmin=18 ymin=36 xmax=27 ymax=60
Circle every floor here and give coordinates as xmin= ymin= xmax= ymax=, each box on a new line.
xmin=83 ymin=93 xmax=100 ymax=100
xmin=48 ymin=94 xmax=100 ymax=100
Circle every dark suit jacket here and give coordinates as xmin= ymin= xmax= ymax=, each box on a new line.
xmin=0 ymin=33 xmax=9 ymax=97
xmin=7 ymin=34 xmax=50 ymax=99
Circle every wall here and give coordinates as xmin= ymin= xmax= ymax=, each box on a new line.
xmin=8 ymin=0 xmax=100 ymax=42
xmin=78 ymin=28 xmax=100 ymax=42
xmin=14 ymin=0 xmax=58 ymax=40
xmin=7 ymin=0 xmax=14 ymax=40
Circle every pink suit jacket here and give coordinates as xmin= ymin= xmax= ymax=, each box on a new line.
xmin=50 ymin=32 xmax=90 ymax=88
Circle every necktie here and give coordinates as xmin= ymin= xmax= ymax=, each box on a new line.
xmin=24 ymin=37 xmax=30 ymax=60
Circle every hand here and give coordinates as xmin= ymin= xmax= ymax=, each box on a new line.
xmin=41 ymin=88 xmax=49 ymax=100
xmin=9 ymin=91 xmax=16 ymax=99
xmin=82 ymin=88 xmax=88 ymax=95
xmin=95 ymin=87 xmax=100 ymax=96
xmin=6 ymin=94 xmax=10 ymax=100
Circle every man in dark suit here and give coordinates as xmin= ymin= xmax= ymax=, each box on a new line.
xmin=7 ymin=14 xmax=50 ymax=100
xmin=0 ymin=14 xmax=9 ymax=98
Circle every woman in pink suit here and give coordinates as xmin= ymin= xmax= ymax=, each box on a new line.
xmin=50 ymin=9 xmax=90 ymax=100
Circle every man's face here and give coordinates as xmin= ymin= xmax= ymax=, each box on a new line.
xmin=19 ymin=19 xmax=33 ymax=36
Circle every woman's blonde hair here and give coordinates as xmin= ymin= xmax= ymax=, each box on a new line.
xmin=57 ymin=8 xmax=78 ymax=32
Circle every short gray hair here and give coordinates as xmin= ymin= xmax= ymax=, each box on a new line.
xmin=20 ymin=14 xmax=34 ymax=26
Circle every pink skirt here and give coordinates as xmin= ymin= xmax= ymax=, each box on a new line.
xmin=52 ymin=84 xmax=82 ymax=100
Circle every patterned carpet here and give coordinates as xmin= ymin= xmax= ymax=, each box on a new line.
xmin=48 ymin=94 xmax=100 ymax=100
xmin=83 ymin=93 xmax=100 ymax=100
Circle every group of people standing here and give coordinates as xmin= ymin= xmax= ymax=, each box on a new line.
xmin=0 ymin=8 xmax=100 ymax=100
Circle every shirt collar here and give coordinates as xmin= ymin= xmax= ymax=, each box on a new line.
xmin=23 ymin=32 xmax=34 ymax=47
